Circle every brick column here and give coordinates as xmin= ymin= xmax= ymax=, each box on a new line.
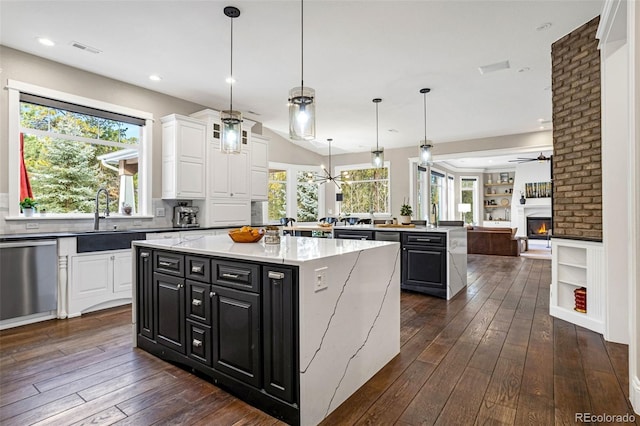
xmin=551 ymin=17 xmax=602 ymax=241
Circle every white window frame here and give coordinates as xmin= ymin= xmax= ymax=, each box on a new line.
xmin=460 ymin=176 xmax=480 ymax=225
xmin=7 ymin=80 xmax=153 ymax=218
xmin=269 ymin=162 xmax=325 ymax=223
xmin=334 ymin=161 xmax=391 ymax=216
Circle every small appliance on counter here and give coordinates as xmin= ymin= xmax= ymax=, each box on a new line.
xmin=173 ymin=202 xmax=200 ymax=228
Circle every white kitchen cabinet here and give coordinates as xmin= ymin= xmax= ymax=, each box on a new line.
xmin=209 ymin=198 xmax=251 ymax=226
xmin=251 ymin=134 xmax=269 ymax=200
xmin=161 ymin=114 xmax=206 ymax=200
xmin=69 ymin=249 xmax=132 ymax=317
xmin=189 ymin=109 xmax=255 ymax=226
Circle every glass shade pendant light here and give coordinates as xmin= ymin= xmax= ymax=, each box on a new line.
xmin=371 ymin=98 xmax=384 ymax=168
xmin=288 ymin=0 xmax=315 ymax=141
xmin=419 ymin=88 xmax=433 ymax=167
xmin=221 ymin=6 xmax=242 ymax=154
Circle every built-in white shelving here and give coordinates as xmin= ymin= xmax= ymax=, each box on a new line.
xmin=551 ymin=238 xmax=604 ymax=333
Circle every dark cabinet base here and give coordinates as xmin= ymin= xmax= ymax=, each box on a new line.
xmin=137 ymin=335 xmax=300 ymax=426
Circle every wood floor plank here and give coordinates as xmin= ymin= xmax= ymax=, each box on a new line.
xmin=434 ymin=366 xmax=492 ymax=425
xmin=397 ymin=342 xmax=477 ymax=425
xmin=475 ymin=401 xmax=517 ymax=425
xmin=483 ymin=356 xmax=525 ymax=409
xmin=354 ymin=360 xmax=437 ymax=425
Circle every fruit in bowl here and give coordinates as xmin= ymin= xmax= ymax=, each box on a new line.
xmin=228 ymin=226 xmax=265 ymax=243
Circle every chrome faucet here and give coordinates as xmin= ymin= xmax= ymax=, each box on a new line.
xmin=94 ymin=188 xmax=110 ymax=230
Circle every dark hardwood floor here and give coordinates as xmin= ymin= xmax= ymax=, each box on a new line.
xmin=1 ymin=255 xmax=636 ymax=425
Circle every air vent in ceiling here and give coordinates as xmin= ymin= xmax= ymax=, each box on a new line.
xmin=70 ymin=41 xmax=101 ymax=54
xmin=478 ymin=60 xmax=510 ymax=75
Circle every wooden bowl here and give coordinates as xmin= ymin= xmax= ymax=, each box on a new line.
xmin=228 ymin=229 xmax=264 ymax=243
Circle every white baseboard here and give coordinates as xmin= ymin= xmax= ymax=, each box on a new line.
xmin=631 ymin=376 xmax=640 ymax=415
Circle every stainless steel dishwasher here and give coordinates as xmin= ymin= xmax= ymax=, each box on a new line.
xmin=0 ymin=240 xmax=58 ymax=320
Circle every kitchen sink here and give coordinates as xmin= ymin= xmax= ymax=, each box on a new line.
xmin=76 ymin=231 xmax=146 ymax=253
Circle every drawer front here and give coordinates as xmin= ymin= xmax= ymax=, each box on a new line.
xmin=154 ymin=251 xmax=185 ymax=276
xmin=186 ymin=255 xmax=211 ymax=282
xmin=333 ymin=230 xmax=374 ymax=240
xmin=402 ymin=232 xmax=446 ymax=247
xmin=186 ymin=319 xmax=212 ymax=366
xmin=186 ymin=280 xmax=212 ymax=324
xmin=212 ymin=260 xmax=260 ymax=292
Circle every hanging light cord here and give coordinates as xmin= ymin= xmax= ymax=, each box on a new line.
xmin=229 ymin=14 xmax=234 ymax=111
xmin=423 ymin=91 xmax=427 ymax=142
xmin=300 ymin=0 xmax=304 ymax=89
xmin=376 ymin=101 xmax=380 ymax=150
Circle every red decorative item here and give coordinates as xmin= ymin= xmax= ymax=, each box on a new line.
xmin=574 ymin=287 xmax=587 ymax=313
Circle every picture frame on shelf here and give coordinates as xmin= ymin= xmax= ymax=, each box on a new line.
xmin=499 ymin=172 xmax=509 ymax=183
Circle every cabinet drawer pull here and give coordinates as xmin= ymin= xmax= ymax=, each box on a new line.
xmin=159 ymin=261 xmax=175 ymax=267
xmin=191 ymin=265 xmax=203 ymax=273
xmin=192 ymin=299 xmax=202 ymax=306
xmin=268 ymin=271 xmax=285 ymax=280
xmin=221 ymin=273 xmax=240 ymax=279
xmin=416 ymin=238 xmax=431 ymax=242
xmin=140 ymin=252 xmax=150 ymax=258
xmin=192 ymin=339 xmax=202 ymax=348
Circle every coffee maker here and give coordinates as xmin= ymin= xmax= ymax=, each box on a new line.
xmin=173 ymin=202 xmax=200 ymax=228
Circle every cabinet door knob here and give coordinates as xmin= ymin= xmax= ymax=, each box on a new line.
xmin=177 ymin=283 xmax=183 ymax=289
xmin=140 ymin=252 xmax=150 ymax=258
xmin=192 ymin=339 xmax=202 ymax=348
xmin=192 ymin=299 xmax=202 ymax=306
xmin=210 ymin=291 xmax=216 ymax=298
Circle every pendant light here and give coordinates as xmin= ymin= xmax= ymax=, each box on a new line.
xmin=288 ymin=0 xmax=315 ymax=141
xmin=419 ymin=88 xmax=433 ymax=166
xmin=221 ymin=6 xmax=242 ymax=154
xmin=371 ymin=98 xmax=384 ymax=168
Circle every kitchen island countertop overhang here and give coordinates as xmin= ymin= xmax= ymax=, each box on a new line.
xmin=132 ymin=235 xmax=401 ymax=425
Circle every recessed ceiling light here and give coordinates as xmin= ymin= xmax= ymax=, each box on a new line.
xmin=225 ymin=77 xmax=236 ymax=84
xmin=38 ymin=37 xmax=55 ymax=47
xmin=538 ymin=118 xmax=545 ymax=122
xmin=536 ymin=22 xmax=553 ymax=31
xmin=149 ymin=75 xmax=162 ymax=81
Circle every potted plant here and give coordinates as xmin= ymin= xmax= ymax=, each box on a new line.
xmin=20 ymin=197 xmax=38 ymax=217
xmin=399 ymin=202 xmax=413 ymax=225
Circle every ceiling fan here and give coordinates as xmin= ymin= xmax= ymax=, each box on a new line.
xmin=508 ymin=152 xmax=552 ymax=163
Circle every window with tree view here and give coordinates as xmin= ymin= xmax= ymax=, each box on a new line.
xmin=338 ymin=165 xmax=389 ymax=215
xmin=268 ymin=170 xmax=287 ymax=222
xmin=19 ymin=95 xmax=143 ymax=214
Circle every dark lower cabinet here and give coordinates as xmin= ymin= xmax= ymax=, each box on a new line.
xmin=401 ymin=232 xmax=447 ymax=298
xmin=137 ymin=249 xmax=154 ymax=340
xmin=263 ymin=267 xmax=296 ymax=403
xmin=212 ymin=284 xmax=262 ymax=388
xmin=136 ymin=249 xmax=299 ymax=425
xmin=155 ymin=272 xmax=186 ymax=353
xmin=333 ymin=229 xmax=375 ymax=240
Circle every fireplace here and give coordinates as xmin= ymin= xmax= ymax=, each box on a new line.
xmin=527 ymin=217 xmax=552 ymax=239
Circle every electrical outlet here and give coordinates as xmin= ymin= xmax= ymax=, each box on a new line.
xmin=314 ymin=267 xmax=328 ymax=292
xmin=26 ymin=222 xmax=39 ymax=229
xmin=155 ymin=207 xmax=165 ymax=217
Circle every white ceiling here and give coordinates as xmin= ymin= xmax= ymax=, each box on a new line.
xmin=0 ymin=0 xmax=603 ymax=157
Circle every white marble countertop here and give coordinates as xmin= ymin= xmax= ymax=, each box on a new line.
xmin=135 ymin=234 xmax=398 ymax=265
